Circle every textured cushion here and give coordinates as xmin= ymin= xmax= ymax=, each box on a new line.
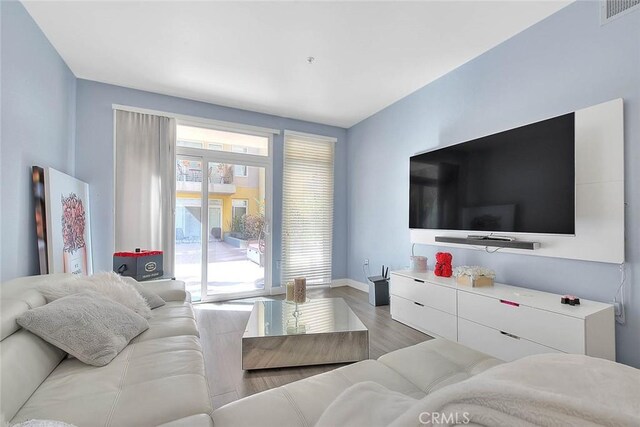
xmin=151 ymin=301 xmax=196 ymax=320
xmin=316 ymin=381 xmax=417 ymax=427
xmin=212 ymin=360 xmax=424 ymax=427
xmin=125 ymin=278 xmax=166 ymax=309
xmin=16 ymin=291 xmax=149 ymax=366
xmin=158 ymin=414 xmax=214 ymax=427
xmin=132 ymin=316 xmax=199 ymax=342
xmin=137 ymin=280 xmax=187 ymax=303
xmin=39 ymin=272 xmax=152 ymax=319
xmin=378 ymin=338 xmax=502 ymax=393
xmin=0 ymin=329 xmax=66 ymax=425
xmin=1 ymin=274 xmax=74 ymax=423
xmin=11 ymin=336 xmax=213 ymax=427
xmin=212 ymin=339 xmax=502 ymax=427
xmin=1 ymin=274 xmax=72 ymax=341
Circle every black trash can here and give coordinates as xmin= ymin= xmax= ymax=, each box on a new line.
xmin=367 ymin=275 xmax=390 ymax=306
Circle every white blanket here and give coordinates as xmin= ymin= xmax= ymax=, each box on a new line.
xmin=317 ymin=353 xmax=640 ymax=427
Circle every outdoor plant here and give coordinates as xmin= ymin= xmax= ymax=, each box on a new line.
xmin=229 ymin=215 xmax=245 ymax=238
xmin=244 ymin=198 xmax=266 ymax=240
xmin=226 ymin=198 xmax=266 ymax=240
xmin=243 ymin=213 xmax=264 ymax=240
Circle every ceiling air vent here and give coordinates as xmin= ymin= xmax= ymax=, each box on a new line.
xmin=601 ymin=0 xmax=640 ymax=24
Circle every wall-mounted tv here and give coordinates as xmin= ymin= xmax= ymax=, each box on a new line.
xmin=409 ymin=113 xmax=575 ymax=235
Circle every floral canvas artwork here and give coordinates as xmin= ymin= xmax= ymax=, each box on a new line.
xmin=34 ymin=167 xmax=93 ymax=275
xmin=61 ymin=192 xmax=89 ymax=274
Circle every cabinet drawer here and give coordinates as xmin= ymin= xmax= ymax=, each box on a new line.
xmin=458 ymin=318 xmax=561 ymax=362
xmin=390 ymin=274 xmax=456 ymax=314
xmin=458 ymin=291 xmax=584 ymax=354
xmin=390 ymin=295 xmax=457 ymax=340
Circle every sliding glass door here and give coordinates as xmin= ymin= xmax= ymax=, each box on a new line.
xmin=174 ymin=124 xmax=272 ymax=302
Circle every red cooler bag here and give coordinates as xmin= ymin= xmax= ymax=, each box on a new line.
xmin=113 ymin=249 xmax=163 ymax=281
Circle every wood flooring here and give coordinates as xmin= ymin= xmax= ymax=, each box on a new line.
xmin=194 ymin=285 xmax=430 ymax=410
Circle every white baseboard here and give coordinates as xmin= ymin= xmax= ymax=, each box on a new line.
xmin=271 ymin=279 xmax=367 ymax=292
xmin=330 ymin=279 xmax=349 ymax=288
xmin=345 ymin=279 xmax=369 ymax=293
xmin=330 ymin=278 xmax=368 ymax=292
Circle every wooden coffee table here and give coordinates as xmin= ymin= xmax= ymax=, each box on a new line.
xmin=242 ymin=298 xmax=369 ymax=370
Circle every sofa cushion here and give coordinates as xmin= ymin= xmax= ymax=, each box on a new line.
xmin=316 ymin=381 xmax=417 ymax=427
xmin=17 ymin=291 xmax=150 ymax=367
xmin=0 ymin=329 xmax=66 ymax=424
xmin=132 ymin=316 xmax=199 ymax=342
xmin=212 ymin=359 xmax=424 ymax=427
xmin=1 ymin=274 xmax=74 ymax=424
xmin=212 ymin=339 xmax=502 ymax=427
xmin=158 ymin=414 xmax=214 ymax=427
xmin=138 ymin=280 xmax=187 ymax=303
xmin=151 ymin=301 xmax=196 ymax=320
xmin=11 ymin=335 xmax=212 ymax=427
xmin=1 ymin=274 xmax=72 ymax=341
xmin=378 ymin=338 xmax=502 ymax=394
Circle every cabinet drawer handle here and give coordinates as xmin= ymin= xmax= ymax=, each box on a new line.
xmin=500 ymin=299 xmax=520 ymax=307
xmin=414 ymin=302 xmax=425 ymax=307
xmin=500 ymin=331 xmax=520 ymax=340
xmin=414 ymin=279 xmax=425 ymax=283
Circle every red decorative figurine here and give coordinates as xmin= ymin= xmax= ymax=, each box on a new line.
xmin=434 ymin=252 xmax=453 ymax=277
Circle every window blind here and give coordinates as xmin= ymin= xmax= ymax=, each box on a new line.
xmin=282 ymin=132 xmax=335 ymax=286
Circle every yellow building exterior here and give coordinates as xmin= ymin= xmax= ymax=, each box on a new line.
xmin=176 ymin=187 xmax=260 ymax=234
xmin=175 ymin=158 xmax=265 ymax=240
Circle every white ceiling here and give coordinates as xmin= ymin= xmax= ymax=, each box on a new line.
xmin=23 ymin=1 xmax=571 ymax=128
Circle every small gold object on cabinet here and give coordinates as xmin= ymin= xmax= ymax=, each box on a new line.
xmin=456 ymin=275 xmax=494 ymax=287
xmin=453 ymin=266 xmax=496 ymax=288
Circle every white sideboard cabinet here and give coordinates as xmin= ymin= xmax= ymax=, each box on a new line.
xmin=390 ymin=270 xmax=615 ymax=362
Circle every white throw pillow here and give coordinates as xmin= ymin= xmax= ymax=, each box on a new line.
xmin=120 ymin=276 xmax=166 ymax=309
xmin=39 ymin=272 xmax=152 ymax=319
xmin=17 ymin=290 xmax=149 ymax=366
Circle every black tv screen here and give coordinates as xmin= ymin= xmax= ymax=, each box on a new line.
xmin=410 ymin=113 xmax=575 ymax=235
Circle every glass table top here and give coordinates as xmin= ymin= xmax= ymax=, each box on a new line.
xmin=243 ymin=298 xmax=368 ymax=338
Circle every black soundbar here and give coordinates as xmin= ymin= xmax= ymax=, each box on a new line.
xmin=434 ymin=236 xmax=540 ymax=250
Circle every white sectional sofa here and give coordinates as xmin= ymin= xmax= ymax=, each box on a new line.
xmin=0 ymin=274 xmax=213 ymax=427
xmin=3 ymin=274 xmax=638 ymax=426
xmin=212 ymin=338 xmax=640 ymax=426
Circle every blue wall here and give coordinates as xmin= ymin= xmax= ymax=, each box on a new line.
xmin=347 ymin=1 xmax=640 ymax=367
xmin=75 ymin=80 xmax=347 ymax=283
xmin=0 ymin=1 xmax=77 ymax=281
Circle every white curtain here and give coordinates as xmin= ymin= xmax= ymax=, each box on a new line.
xmin=115 ymin=110 xmax=176 ymax=275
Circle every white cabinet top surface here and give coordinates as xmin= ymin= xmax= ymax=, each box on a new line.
xmin=392 ymin=269 xmax=612 ymax=319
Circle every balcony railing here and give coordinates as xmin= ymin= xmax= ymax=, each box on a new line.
xmin=177 ymin=165 xmax=236 ymax=194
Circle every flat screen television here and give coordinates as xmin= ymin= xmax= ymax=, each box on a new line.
xmin=409 ymin=113 xmax=575 ymax=235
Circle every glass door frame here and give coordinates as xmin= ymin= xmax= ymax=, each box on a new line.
xmin=175 ymin=122 xmax=274 ymax=303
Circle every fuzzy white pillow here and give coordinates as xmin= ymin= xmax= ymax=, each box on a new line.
xmin=120 ymin=276 xmax=166 ymax=309
xmin=18 ymin=290 xmax=149 ymax=366
xmin=39 ymin=272 xmax=152 ymax=319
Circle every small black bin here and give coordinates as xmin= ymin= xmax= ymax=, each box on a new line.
xmin=367 ymin=275 xmax=390 ymax=306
